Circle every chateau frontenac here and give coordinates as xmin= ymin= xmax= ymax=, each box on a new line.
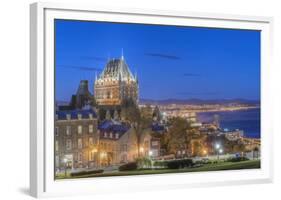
xmin=94 ymin=55 xmax=138 ymax=106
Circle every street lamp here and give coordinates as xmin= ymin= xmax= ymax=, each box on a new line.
xmin=217 ymin=148 xmax=223 ymax=160
xmin=202 ymin=149 xmax=208 ymax=156
xmin=214 ymin=143 xmax=222 ymax=160
xmin=140 ymin=147 xmax=144 ymax=155
xmin=215 ymin=143 xmax=220 ymax=150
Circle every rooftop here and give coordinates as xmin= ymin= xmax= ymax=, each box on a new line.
xmin=56 ymin=108 xmax=97 ymax=120
xmin=97 ymin=57 xmax=136 ymax=81
xmin=98 ymin=119 xmax=131 ymax=140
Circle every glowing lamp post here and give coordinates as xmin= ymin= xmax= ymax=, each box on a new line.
xmin=202 ymin=149 xmax=208 ymax=157
xmin=215 ymin=143 xmax=223 ymax=160
xmin=139 ymin=147 xmax=144 ymax=156
xmin=215 ymin=143 xmax=220 ymax=150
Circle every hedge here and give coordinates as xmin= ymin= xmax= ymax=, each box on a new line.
xmin=154 ymin=159 xmax=194 ymax=169
xmin=227 ymin=157 xmax=249 ymax=162
xmin=70 ymin=169 xmax=104 ymax=176
xmin=119 ymin=162 xmax=138 ymax=171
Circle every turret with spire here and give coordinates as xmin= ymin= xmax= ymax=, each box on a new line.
xmin=94 ymin=49 xmax=139 ymax=106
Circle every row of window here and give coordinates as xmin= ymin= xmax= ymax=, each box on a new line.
xmin=99 ymin=142 xmax=114 ymax=151
xmin=103 ymin=132 xmax=119 ymax=139
xmin=55 ymin=125 xmax=94 ymax=136
xmin=55 ymin=137 xmax=95 ymax=151
xmin=56 ymin=113 xmax=94 ymax=120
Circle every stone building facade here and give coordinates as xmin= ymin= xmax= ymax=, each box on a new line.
xmin=55 ymin=110 xmax=160 ymax=173
xmin=55 ymin=109 xmax=99 ymax=171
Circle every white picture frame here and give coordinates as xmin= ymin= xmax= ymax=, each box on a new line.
xmin=30 ymin=2 xmax=274 ymax=198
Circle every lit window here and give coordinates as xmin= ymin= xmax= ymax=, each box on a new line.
xmin=151 ymin=141 xmax=158 ymax=146
xmin=78 ymin=138 xmax=83 ymax=149
xmin=55 ymin=156 xmax=59 ymax=167
xmin=89 ymin=151 xmax=94 ymax=161
xmin=89 ymin=125 xmax=94 ymax=133
xmin=55 ymin=127 xmax=59 ymax=136
xmin=66 ymin=139 xmax=72 ymax=150
xmin=55 ymin=140 xmax=59 ymax=151
xmin=89 ymin=137 xmax=93 ymax=146
xmin=78 ymin=152 xmax=82 ymax=162
xmin=78 ymin=125 xmax=82 ymax=134
xmin=66 ymin=126 xmax=71 ymax=135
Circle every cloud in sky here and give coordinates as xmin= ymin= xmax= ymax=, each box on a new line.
xmin=144 ymin=53 xmax=181 ymax=60
xmin=80 ymin=56 xmax=107 ymax=62
xmin=57 ymin=65 xmax=102 ymax=72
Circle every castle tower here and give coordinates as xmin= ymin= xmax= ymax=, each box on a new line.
xmin=94 ymin=54 xmax=138 ymax=106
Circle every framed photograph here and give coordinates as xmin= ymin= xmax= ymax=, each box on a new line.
xmin=30 ymin=2 xmax=274 ymax=198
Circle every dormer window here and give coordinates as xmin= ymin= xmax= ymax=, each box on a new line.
xmin=89 ymin=113 xmax=93 ymax=119
xmin=104 ymin=132 xmax=107 ymax=138
xmin=115 ymin=133 xmax=119 ymax=139
xmin=78 ymin=114 xmax=82 ymax=120
xmin=89 ymin=125 xmax=93 ymax=133
xmin=66 ymin=114 xmax=71 ymax=120
xmin=78 ymin=125 xmax=82 ymax=134
xmin=110 ymin=132 xmax=113 ymax=138
xmin=66 ymin=126 xmax=71 ymax=135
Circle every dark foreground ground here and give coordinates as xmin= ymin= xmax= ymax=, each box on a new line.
xmin=56 ymin=160 xmax=260 ymax=180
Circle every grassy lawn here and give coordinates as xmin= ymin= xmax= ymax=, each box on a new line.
xmin=56 ymin=160 xmax=260 ymax=179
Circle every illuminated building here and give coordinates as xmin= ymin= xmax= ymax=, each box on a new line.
xmin=54 ymin=108 xmax=99 ymax=171
xmin=55 ymin=109 xmax=160 ymax=172
xmin=94 ymin=54 xmax=138 ymax=106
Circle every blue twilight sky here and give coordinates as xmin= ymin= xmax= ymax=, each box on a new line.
xmin=55 ymin=19 xmax=260 ymax=102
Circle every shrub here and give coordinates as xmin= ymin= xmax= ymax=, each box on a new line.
xmin=136 ymin=157 xmax=152 ymax=169
xmin=227 ymin=157 xmax=249 ymax=162
xmin=70 ymin=169 xmax=104 ymax=177
xmin=167 ymin=160 xmax=181 ymax=169
xmin=153 ymin=161 xmax=167 ymax=168
xmin=119 ymin=162 xmax=138 ymax=171
xmin=166 ymin=159 xmax=193 ymax=169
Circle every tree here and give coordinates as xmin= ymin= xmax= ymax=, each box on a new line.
xmin=192 ymin=140 xmax=203 ymax=156
xmin=253 ymin=146 xmax=259 ymax=159
xmin=233 ymin=143 xmax=246 ymax=155
xmin=164 ymin=117 xmax=189 ymax=156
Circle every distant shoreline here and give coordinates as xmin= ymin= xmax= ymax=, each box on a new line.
xmin=192 ymin=106 xmax=260 ymax=114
